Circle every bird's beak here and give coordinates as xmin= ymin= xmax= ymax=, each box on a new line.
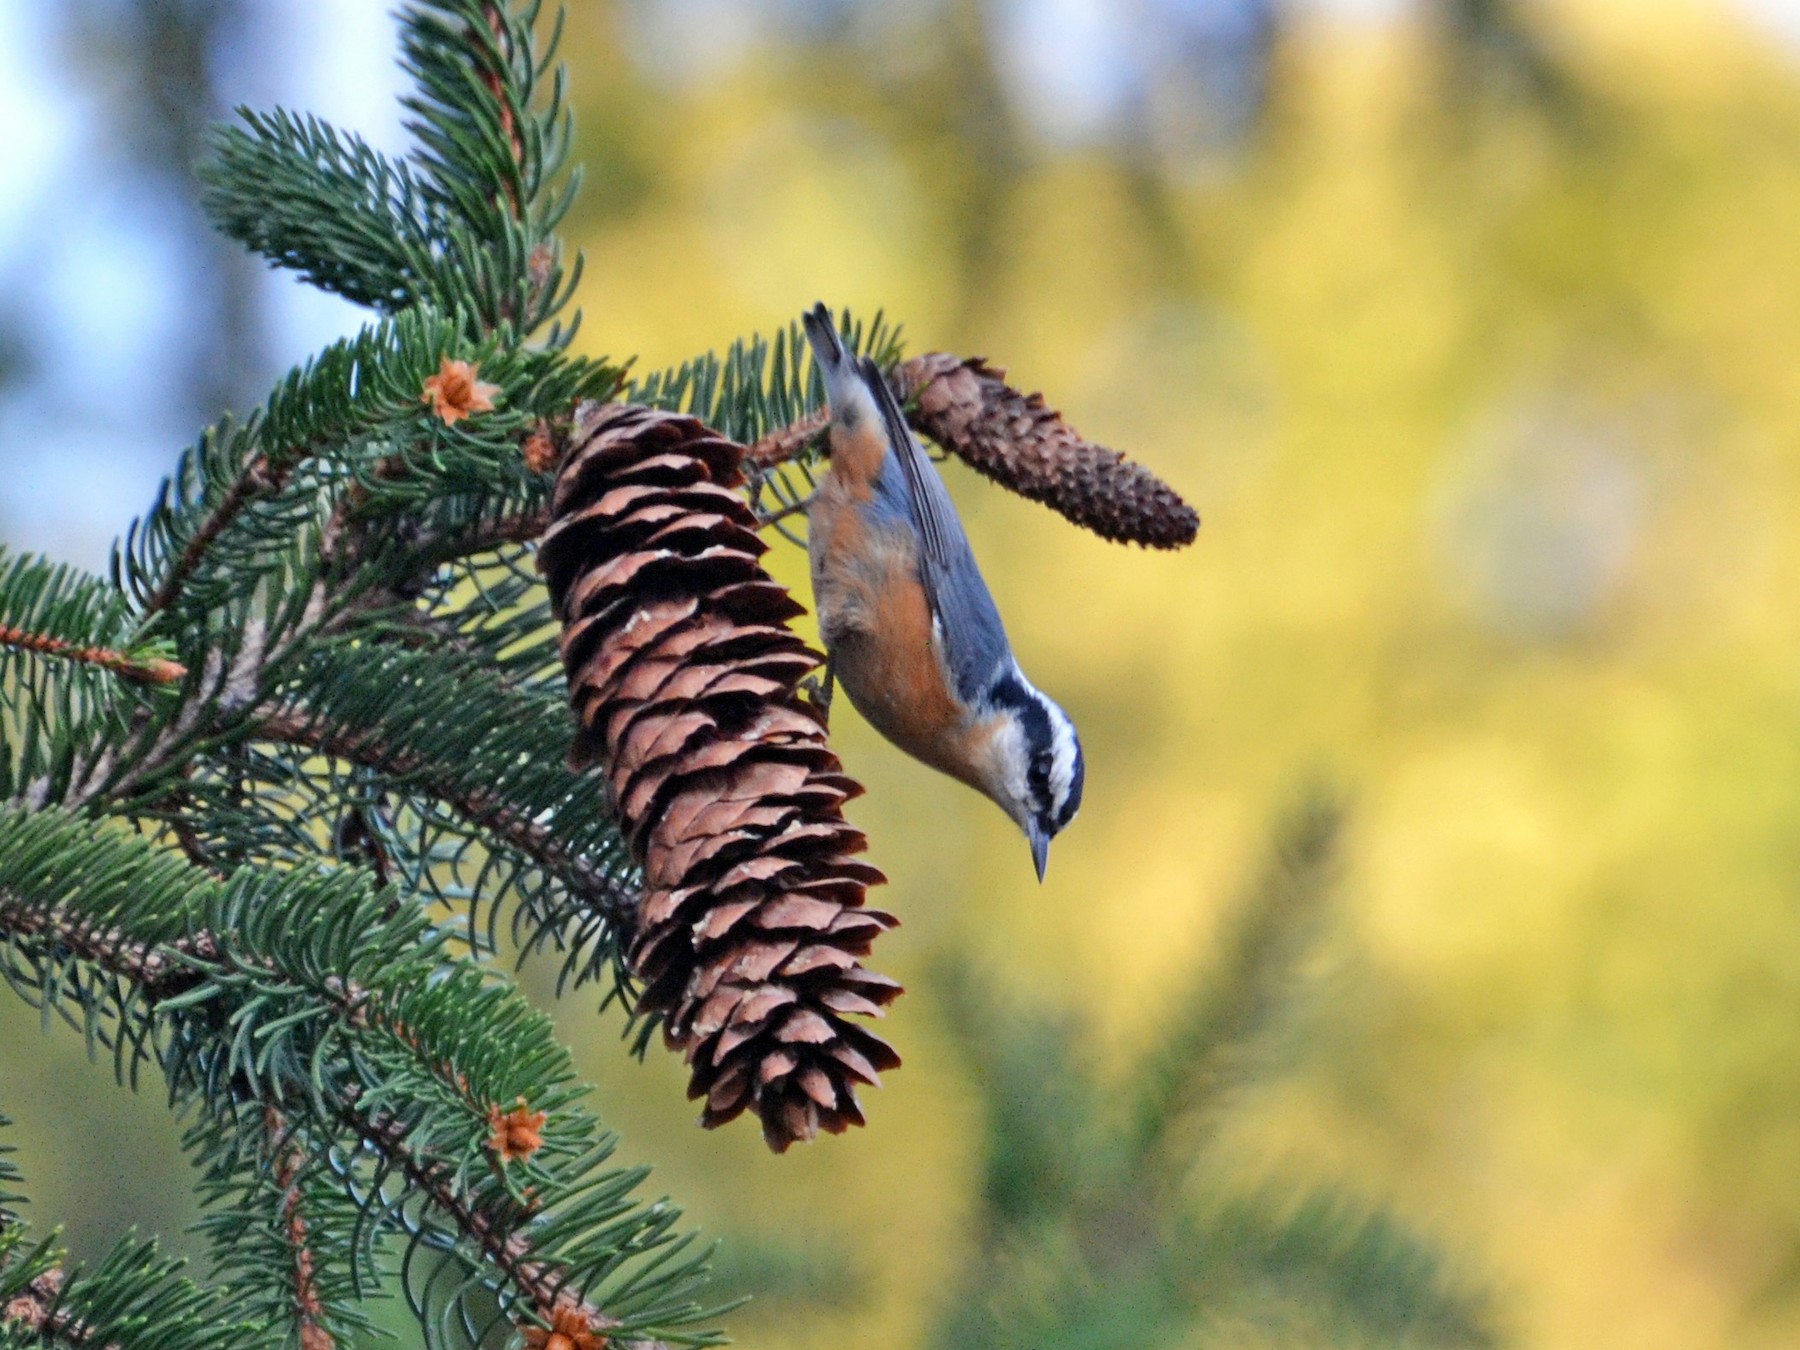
xmin=1029 ymin=823 xmax=1050 ymax=883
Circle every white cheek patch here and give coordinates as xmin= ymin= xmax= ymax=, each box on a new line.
xmin=989 ymin=718 xmax=1032 ymax=818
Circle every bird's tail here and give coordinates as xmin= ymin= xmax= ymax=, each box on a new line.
xmin=801 ymin=301 xmax=847 ymax=370
xmin=802 ymin=301 xmax=869 ymax=416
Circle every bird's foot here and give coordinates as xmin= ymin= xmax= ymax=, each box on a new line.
xmin=800 ymin=658 xmax=836 ymax=726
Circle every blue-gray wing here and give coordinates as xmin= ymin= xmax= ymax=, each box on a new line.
xmin=859 ymin=357 xmax=1012 ymax=701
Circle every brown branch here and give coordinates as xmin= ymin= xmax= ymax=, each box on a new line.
xmin=478 ymin=3 xmax=525 ymax=218
xmin=142 ymin=454 xmax=292 ymax=615
xmin=0 ymin=626 xmax=186 ymax=686
xmin=266 ymin=1107 xmax=336 ymax=1350
xmin=0 ymin=894 xmax=218 ymax=1001
xmin=166 ymin=814 xmax=218 ymax=872
xmin=341 ymin=1107 xmax=668 ymax=1350
xmin=412 ymin=507 xmax=551 ymax=569
xmin=253 ymin=709 xmax=641 ymax=935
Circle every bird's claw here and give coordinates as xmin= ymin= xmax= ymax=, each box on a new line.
xmin=800 ymin=659 xmax=836 ymax=726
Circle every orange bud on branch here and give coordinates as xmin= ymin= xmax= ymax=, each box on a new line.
xmin=422 ymin=356 xmax=501 ymax=426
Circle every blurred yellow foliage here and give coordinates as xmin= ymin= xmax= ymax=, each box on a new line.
xmin=546 ymin=5 xmax=1800 ymax=1349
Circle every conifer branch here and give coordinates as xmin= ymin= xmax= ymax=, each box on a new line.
xmin=1171 ymin=1183 xmax=1498 ymax=1347
xmin=1 ymin=809 xmax=710 ymax=1344
xmin=140 ymin=453 xmax=292 ymax=616
xmin=263 ymin=1109 xmax=333 ymax=1350
xmin=0 ymin=6 xmax=739 ymax=1344
xmin=254 ymin=708 xmax=641 ymax=934
xmin=1126 ymin=792 xmax=1342 ymax=1183
xmin=201 ymin=110 xmax=444 ymax=313
xmin=418 ymin=504 xmax=553 ymax=563
xmin=477 ymin=1 xmax=527 ymax=212
xmin=0 ymin=895 xmax=217 ymax=1001
xmin=0 ymin=1269 xmax=112 ymax=1350
xmin=339 ymin=1106 xmax=667 ymax=1350
xmin=161 ymin=788 xmax=226 ymax=875
xmin=0 ymin=625 xmax=186 ymax=685
xmin=0 ymin=1245 xmax=251 ymax=1350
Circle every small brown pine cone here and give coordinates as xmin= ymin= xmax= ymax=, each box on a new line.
xmin=538 ymin=401 xmax=903 ymax=1151
xmin=899 ymin=353 xmax=1200 ymax=549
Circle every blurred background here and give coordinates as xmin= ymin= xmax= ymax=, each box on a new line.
xmin=6 ymin=0 xmax=1800 ymax=1346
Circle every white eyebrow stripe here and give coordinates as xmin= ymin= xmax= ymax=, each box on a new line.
xmin=1047 ymin=707 xmax=1077 ymax=806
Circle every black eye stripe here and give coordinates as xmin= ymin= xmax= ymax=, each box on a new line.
xmin=990 ymin=671 xmax=1051 ymax=739
xmin=1027 ymin=749 xmax=1053 ymax=810
xmin=1055 ymin=744 xmax=1085 ymax=828
xmin=993 ymin=668 xmax=1082 ymax=830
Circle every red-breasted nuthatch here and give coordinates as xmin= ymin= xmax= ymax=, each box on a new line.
xmin=801 ymin=303 xmax=1084 ymax=881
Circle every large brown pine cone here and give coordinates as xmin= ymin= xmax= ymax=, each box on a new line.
xmin=538 ymin=401 xmax=902 ymax=1151
xmin=899 ymin=353 xmax=1199 ymax=549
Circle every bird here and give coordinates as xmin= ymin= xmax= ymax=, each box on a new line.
xmin=800 ymin=302 xmax=1084 ymax=881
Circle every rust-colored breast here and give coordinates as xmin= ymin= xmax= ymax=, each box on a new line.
xmin=809 ymin=434 xmax=1009 ymax=806
xmin=828 ymin=417 xmax=890 ymax=501
xmin=825 ymin=529 xmax=989 ymax=793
